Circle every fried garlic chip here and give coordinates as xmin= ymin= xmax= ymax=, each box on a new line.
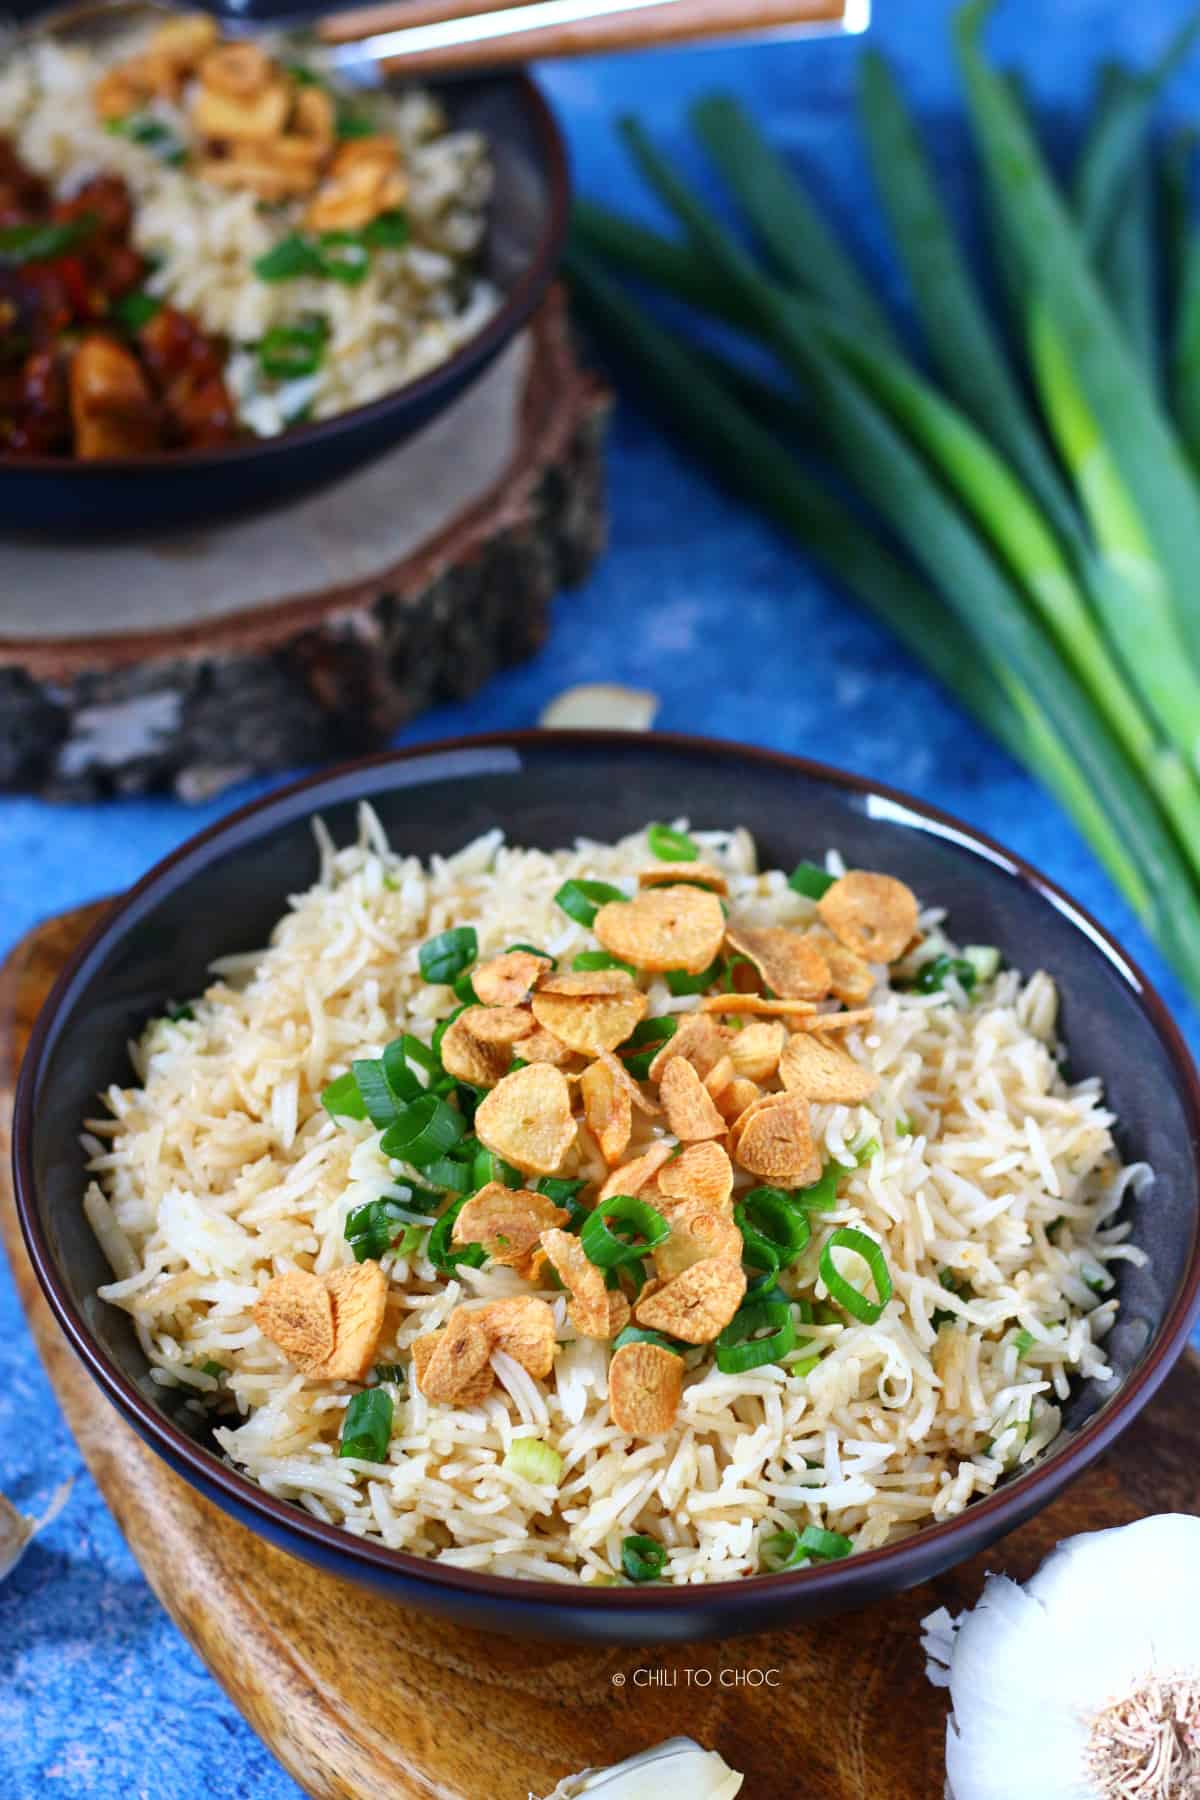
xmin=596 ymin=1138 xmax=676 ymax=1205
xmin=653 ymin=1197 xmax=742 ymax=1280
xmin=725 ymin=924 xmax=831 ymax=1001
xmin=703 ymin=1054 xmax=736 ymax=1098
xmin=646 ymin=1011 xmax=731 ymax=1083
xmin=793 ymin=1008 xmax=875 ymax=1034
xmin=637 ymin=862 xmax=728 ymax=895
xmin=593 ymin=885 xmax=726 ymax=975
xmin=580 ymin=1057 xmax=634 ymax=1167
xmin=452 ymin=1183 xmax=569 ymax=1270
xmin=253 ymin=1269 xmax=334 ymax=1372
xmin=728 ymin=1020 xmax=786 ymax=1083
xmin=461 ymin=1004 xmax=538 ymax=1046
xmin=817 ymin=870 xmax=920 ymax=964
xmin=475 ymin=1295 xmax=558 ymax=1380
xmin=475 ymin=1063 xmax=577 ymax=1176
xmin=714 ymin=1076 xmax=761 ymax=1124
xmin=699 ymin=994 xmax=817 ymax=1017
xmin=439 ymin=1014 xmax=511 ymax=1088
xmin=734 ymin=1091 xmax=821 ymax=1186
xmin=656 ymin=1139 xmax=734 ymax=1211
xmin=531 ymin=985 xmax=648 ymax=1058
xmin=254 ymin=1262 xmax=387 ymax=1381
xmin=635 ymin=1257 xmax=746 ymax=1344
xmin=472 ymin=949 xmax=551 ymax=1007
xmin=808 ymin=929 xmax=875 ymax=1006
xmin=411 ymin=1324 xmax=494 ymax=1408
xmin=417 ymin=1307 xmax=494 ymax=1404
xmin=608 ymin=1340 xmax=685 ymax=1436
xmin=540 ymin=1227 xmax=611 ymax=1338
xmin=659 ymin=1055 xmax=727 ymax=1142
xmin=514 ymin=1025 xmax=584 ymax=1069
xmin=779 ymin=1032 xmax=880 ymax=1105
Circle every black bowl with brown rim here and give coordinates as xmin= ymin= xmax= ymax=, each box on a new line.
xmin=0 ymin=11 xmax=568 ymax=535
xmin=13 ymin=732 xmax=1200 ymax=1642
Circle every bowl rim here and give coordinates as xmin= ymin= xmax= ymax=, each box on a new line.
xmin=0 ymin=69 xmax=569 ymax=479
xmin=14 ymin=728 xmax=1200 ymax=1613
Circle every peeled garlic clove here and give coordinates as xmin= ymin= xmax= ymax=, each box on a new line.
xmin=0 ymin=1479 xmax=72 ymax=1580
xmin=538 ymin=685 xmax=659 ymax=733
xmin=540 ymin=1737 xmax=743 ymax=1799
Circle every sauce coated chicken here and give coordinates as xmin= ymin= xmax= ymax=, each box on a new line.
xmin=0 ymin=137 xmax=237 ymax=458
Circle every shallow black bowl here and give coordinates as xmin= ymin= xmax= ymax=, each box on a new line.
xmin=0 ymin=70 xmax=568 ymax=534
xmin=14 ymin=732 xmax=1200 ymax=1643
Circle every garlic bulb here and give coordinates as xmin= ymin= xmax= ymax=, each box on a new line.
xmin=539 ymin=1737 xmax=743 ymax=1800
xmin=924 ymin=1514 xmax=1200 ymax=1799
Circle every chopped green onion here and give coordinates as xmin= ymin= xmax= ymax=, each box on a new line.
xmin=506 ymin=941 xmax=557 ymax=966
xmin=200 ymin=1359 xmax=226 ymax=1381
xmin=254 ymin=233 xmax=325 ymax=282
xmin=714 ymin=1297 xmax=797 ymax=1373
xmin=618 ymin=1015 xmax=677 ymax=1079
xmin=621 ymin=1533 xmax=667 ymax=1582
xmin=573 ymin=949 xmax=637 ymax=976
xmin=912 ymin=953 xmax=977 ymax=994
xmin=612 ymin=1325 xmax=688 ymax=1356
xmin=381 ymin=1038 xmax=426 ymax=1102
xmin=581 ymin=1195 xmax=669 ymax=1269
xmin=895 ymin=1116 xmax=914 ymax=1138
xmin=165 ymin=1002 xmax=195 ymax=1023
xmin=314 ymin=229 xmax=370 ymax=284
xmin=335 ymin=103 xmax=376 ymax=140
xmin=554 ymin=878 xmax=626 ymax=927
xmin=790 ymin=1354 xmax=822 ymax=1379
xmin=722 ymin=954 xmax=757 ymax=992
xmin=321 ymin=1070 xmax=367 ymax=1121
xmin=380 ymin=1093 xmax=466 ymax=1165
xmin=361 ymin=208 xmax=409 ymax=248
xmin=962 ymin=944 xmax=1001 ymax=984
xmin=795 ymin=1165 xmax=841 ymax=1211
xmin=647 ymin=822 xmax=700 ymax=860
xmin=431 ymin=1004 xmax=469 ymax=1060
xmin=110 ymin=289 xmax=162 ymax=332
xmin=372 ymin=1362 xmax=406 ymax=1385
xmin=735 ymin=1188 xmax=811 ymax=1274
xmin=339 ymin=1388 xmax=393 ymax=1462
xmin=760 ymin=1528 xmax=810 ymax=1571
xmin=453 ymin=969 xmax=479 ymax=1004
xmin=853 ymin=1135 xmax=881 ymax=1166
xmin=419 ymin=926 xmax=478 ymax=985
xmin=105 ymin=113 xmax=184 ymax=162
xmin=503 ymin=1438 xmax=564 ymax=1485
xmin=788 ymin=860 xmax=835 ymax=899
xmin=0 ymin=215 xmax=96 ymax=265
xmin=428 ymin=1195 xmax=486 ymax=1274
xmin=1012 ymin=1328 xmax=1036 ymax=1357
xmin=538 ymin=1176 xmax=587 ymax=1204
xmin=819 ymin=1227 xmax=893 ymax=1324
xmin=345 ymin=1194 xmax=439 ymax=1261
xmin=796 ymin=1524 xmax=854 ymax=1562
xmin=1084 ymin=1266 xmax=1108 ymax=1293
xmin=395 ymin=1224 xmax=427 ymax=1258
xmin=398 ymin=1032 xmax=441 ymax=1076
xmin=472 ymin=1147 xmax=522 ymax=1189
xmin=351 ymin=1058 xmax=403 ymax=1130
xmin=419 ymin=1154 xmax=473 ymax=1192
xmin=258 ymin=315 xmax=328 ymax=381
xmin=665 ymin=957 xmax=723 ymax=996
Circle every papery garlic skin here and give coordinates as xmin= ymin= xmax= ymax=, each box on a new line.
xmin=539 ymin=1736 xmax=743 ymax=1800
xmin=924 ymin=1514 xmax=1200 ymax=1800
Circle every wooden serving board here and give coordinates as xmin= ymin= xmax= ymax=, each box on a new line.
xmin=3 ymin=904 xmax=1198 ymax=1800
xmin=0 ymin=290 xmax=609 ymax=804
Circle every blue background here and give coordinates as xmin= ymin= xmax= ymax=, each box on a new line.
xmin=4 ymin=4 xmax=1200 ymax=1795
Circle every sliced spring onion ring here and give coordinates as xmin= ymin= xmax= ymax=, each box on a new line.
xmin=503 ymin=1438 xmax=564 ymax=1485
xmin=666 ymin=956 xmax=723 ymax=996
xmin=419 ymin=926 xmax=478 ymax=985
xmin=381 ymin=1037 xmax=426 ymax=1101
xmin=819 ymin=1227 xmax=893 ymax=1323
xmin=621 ymin=1533 xmax=667 ymax=1582
xmin=573 ymin=949 xmax=637 ymax=976
xmin=795 ymin=1164 xmax=841 ymax=1211
xmin=787 ymin=860 xmax=835 ymax=899
xmin=581 ymin=1194 xmax=669 ymax=1269
xmin=380 ymin=1093 xmax=466 ymax=1164
xmin=428 ymin=1194 xmax=486 ymax=1273
xmin=736 ymin=1188 xmax=811 ymax=1274
xmin=351 ymin=1058 xmax=401 ymax=1129
xmin=714 ymin=1297 xmax=798 ymax=1372
xmin=612 ymin=1325 xmax=688 ymax=1356
xmin=339 ymin=1388 xmax=393 ymax=1462
xmin=647 ymin=822 xmax=699 ymax=860
xmin=321 ymin=1070 xmax=367 ymax=1120
xmin=618 ymin=1014 xmax=677 ymax=1078
xmin=554 ymin=877 xmax=627 ymax=926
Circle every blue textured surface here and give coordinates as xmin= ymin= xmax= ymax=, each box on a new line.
xmin=4 ymin=4 xmax=1200 ymax=1796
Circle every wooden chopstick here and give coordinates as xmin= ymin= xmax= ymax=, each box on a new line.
xmin=320 ymin=0 xmax=852 ymax=71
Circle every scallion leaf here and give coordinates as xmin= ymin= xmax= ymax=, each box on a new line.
xmin=110 ymin=289 xmax=162 ymax=332
xmin=819 ymin=1227 xmax=893 ymax=1324
xmin=0 ymin=215 xmax=96 ymax=266
xmin=258 ymin=315 xmax=328 ymax=381
xmin=912 ymin=953 xmax=977 ymax=995
xmin=581 ymin=1195 xmax=669 ymax=1270
xmin=322 ymin=1070 xmax=367 ymax=1121
xmin=428 ymin=1194 xmax=486 ymax=1273
xmin=618 ymin=1014 xmax=677 ymax=1079
xmin=612 ymin=1325 xmax=688 ymax=1356
xmin=339 ymin=1388 xmax=393 ymax=1462
xmin=380 ymin=1093 xmax=466 ymax=1165
xmin=254 ymin=233 xmax=325 ymax=282
xmin=419 ymin=926 xmax=478 ymax=985
xmin=665 ymin=957 xmax=723 ymax=996
xmin=787 ymin=859 xmax=835 ymax=899
xmin=554 ymin=878 xmax=626 ymax=927
xmin=573 ymin=949 xmax=637 ymax=976
xmin=647 ymin=822 xmax=699 ymax=861
xmin=1012 ymin=1328 xmax=1036 ymax=1357
xmin=621 ymin=1533 xmax=667 ymax=1582
xmin=714 ymin=1297 xmax=797 ymax=1373
xmin=503 ymin=1438 xmax=564 ymax=1485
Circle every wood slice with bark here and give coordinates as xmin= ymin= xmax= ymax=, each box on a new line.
xmin=0 ymin=288 xmax=609 ymax=802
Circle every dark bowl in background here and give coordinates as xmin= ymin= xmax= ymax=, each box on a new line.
xmin=0 ymin=25 xmax=569 ymax=534
xmin=13 ymin=732 xmax=1200 ymax=1643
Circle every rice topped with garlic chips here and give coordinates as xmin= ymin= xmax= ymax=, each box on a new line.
xmin=0 ymin=26 xmax=494 ymax=435
xmin=81 ymin=811 xmax=1147 ymax=1586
